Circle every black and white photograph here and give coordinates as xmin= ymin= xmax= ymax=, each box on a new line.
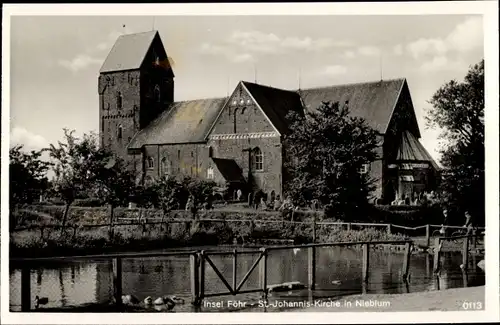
xmin=1 ymin=2 xmax=498 ymax=323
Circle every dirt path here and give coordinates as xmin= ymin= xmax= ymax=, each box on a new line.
xmin=293 ymin=286 xmax=485 ymax=312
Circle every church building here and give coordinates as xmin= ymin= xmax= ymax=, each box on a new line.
xmin=98 ymin=30 xmax=439 ymax=204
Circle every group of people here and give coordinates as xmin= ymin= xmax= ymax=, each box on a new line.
xmin=390 ymin=191 xmax=437 ymax=206
xmin=439 ymin=208 xmax=476 ymax=236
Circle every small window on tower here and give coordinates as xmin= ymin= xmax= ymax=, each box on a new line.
xmin=117 ymin=124 xmax=123 ymax=139
xmin=117 ymin=92 xmax=123 ymax=110
xmin=357 ymin=163 xmax=370 ymax=174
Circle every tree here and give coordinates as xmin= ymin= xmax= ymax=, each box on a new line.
xmin=181 ymin=176 xmax=217 ymax=217
xmin=426 ymin=59 xmax=485 ymax=225
xmin=9 ymin=146 xmax=52 ymax=228
xmin=46 ymin=129 xmax=105 ymax=235
xmin=92 ymin=155 xmax=138 ymax=235
xmin=283 ymin=101 xmax=379 ymax=221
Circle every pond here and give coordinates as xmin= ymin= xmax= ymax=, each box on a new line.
xmin=9 ymin=246 xmax=484 ymax=312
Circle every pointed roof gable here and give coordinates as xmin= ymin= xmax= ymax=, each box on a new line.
xmin=241 ymin=81 xmax=304 ymax=134
xmin=100 ymin=30 xmax=160 ymax=73
xmin=299 ymin=78 xmax=405 ymax=134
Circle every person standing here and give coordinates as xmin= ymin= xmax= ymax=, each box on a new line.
xmin=439 ymin=208 xmax=449 ymax=236
xmin=464 ymin=210 xmax=474 ymax=235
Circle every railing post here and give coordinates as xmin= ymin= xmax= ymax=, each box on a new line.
xmin=433 ymin=237 xmax=441 ymax=273
xmin=308 ymin=246 xmax=316 ymax=290
xmin=232 ymin=249 xmax=237 ymax=293
xmin=425 ymin=224 xmax=430 ymax=247
xmin=259 ymin=248 xmax=268 ymax=299
xmin=386 ymin=224 xmax=391 ymax=234
xmin=112 ymin=257 xmax=123 ymax=308
xmin=21 ymin=266 xmax=31 ymax=312
xmin=462 ymin=236 xmax=469 ymax=271
xmin=347 ymin=223 xmax=351 ymax=231
xmin=190 ymin=253 xmax=200 ymax=305
xmin=199 ymin=251 xmax=205 ymax=301
xmin=402 ymin=242 xmax=411 ymax=281
xmin=311 ymin=214 xmax=317 ymax=243
xmin=362 ymin=243 xmax=369 ymax=282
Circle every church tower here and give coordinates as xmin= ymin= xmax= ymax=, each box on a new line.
xmin=98 ymin=30 xmax=174 ymax=167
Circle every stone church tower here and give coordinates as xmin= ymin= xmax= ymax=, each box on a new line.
xmin=98 ymin=31 xmax=174 ymax=169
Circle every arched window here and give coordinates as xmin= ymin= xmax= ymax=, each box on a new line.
xmin=154 ymin=85 xmax=160 ymax=102
xmin=116 ymin=92 xmax=123 ymax=109
xmin=146 ymin=156 xmax=154 ymax=169
xmin=161 ymin=156 xmax=171 ymax=176
xmin=252 ymin=147 xmax=263 ymax=171
xmin=208 ymin=146 xmax=213 ymax=158
xmin=117 ymin=124 xmax=123 ymax=139
xmin=207 ymin=166 xmax=214 ymax=180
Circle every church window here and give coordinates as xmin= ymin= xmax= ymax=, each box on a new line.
xmin=191 ymin=151 xmax=194 ymax=158
xmin=161 ymin=156 xmax=171 ymax=175
xmin=207 ymin=166 xmax=214 ymax=180
xmin=177 ymin=150 xmax=181 ymax=159
xmin=106 ymin=103 xmax=110 ymax=110
xmin=247 ymin=99 xmax=251 ymax=104
xmin=358 ymin=163 xmax=370 ymax=174
xmin=208 ymin=146 xmax=213 ymax=158
xmin=240 ymin=99 xmax=244 ymax=105
xmin=252 ymin=147 xmax=263 ymax=171
xmin=232 ymin=100 xmax=237 ymax=106
xmin=146 ymin=156 xmax=154 ymax=169
xmin=117 ymin=124 xmax=123 ymax=139
xmin=241 ymin=107 xmax=246 ymax=114
xmin=117 ymin=92 xmax=123 ymax=110
xmin=154 ymin=85 xmax=161 ymax=102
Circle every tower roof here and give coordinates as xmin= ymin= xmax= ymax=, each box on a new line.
xmin=99 ymin=30 xmax=159 ymax=73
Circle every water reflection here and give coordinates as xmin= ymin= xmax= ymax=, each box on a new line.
xmin=9 ymin=247 xmax=484 ymax=312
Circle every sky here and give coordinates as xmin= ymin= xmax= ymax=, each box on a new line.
xmin=8 ymin=14 xmax=484 ymax=163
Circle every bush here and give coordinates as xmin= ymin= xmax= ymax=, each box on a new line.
xmin=73 ymin=198 xmax=106 ymax=207
xmin=319 ymin=227 xmax=408 ymax=243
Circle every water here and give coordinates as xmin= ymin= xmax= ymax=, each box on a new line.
xmin=9 ymin=246 xmax=484 ymax=312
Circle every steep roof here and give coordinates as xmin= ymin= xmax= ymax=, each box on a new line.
xmin=242 ymin=81 xmax=304 ymax=134
xmin=298 ymin=78 xmax=405 ymax=134
xmin=397 ymin=131 xmax=439 ymax=170
xmin=100 ymin=31 xmax=158 ymax=73
xmin=128 ymin=97 xmax=227 ymax=149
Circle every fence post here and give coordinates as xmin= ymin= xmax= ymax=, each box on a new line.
xmin=433 ymin=237 xmax=441 ymax=273
xmin=312 ymin=214 xmax=317 ymax=243
xmin=386 ymin=224 xmax=391 ymax=234
xmin=190 ymin=253 xmax=200 ymax=305
xmin=347 ymin=223 xmax=351 ymax=231
xmin=112 ymin=257 xmax=123 ymax=308
xmin=462 ymin=236 xmax=469 ymax=271
xmin=426 ymin=224 xmax=430 ymax=247
xmin=308 ymin=246 xmax=316 ymax=290
xmin=21 ymin=266 xmax=31 ymax=312
xmin=259 ymin=248 xmax=268 ymax=299
xmin=362 ymin=243 xmax=369 ymax=282
xmin=233 ymin=249 xmax=238 ymax=293
xmin=402 ymin=242 xmax=411 ymax=281
xmin=199 ymin=251 xmax=205 ymax=301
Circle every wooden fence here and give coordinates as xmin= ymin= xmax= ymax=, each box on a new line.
xmin=13 ymin=218 xmax=485 ymax=249
xmin=12 ymin=239 xmax=413 ymax=312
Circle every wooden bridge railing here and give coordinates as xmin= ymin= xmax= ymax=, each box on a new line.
xmin=12 ymin=240 xmax=413 ymax=312
xmin=431 ymin=233 xmax=485 ymax=274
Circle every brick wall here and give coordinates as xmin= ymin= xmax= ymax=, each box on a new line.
xmin=99 ymin=70 xmax=141 ymax=166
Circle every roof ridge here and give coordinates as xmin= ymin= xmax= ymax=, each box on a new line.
xmin=298 ymin=77 xmax=406 ymax=92
xmin=241 ymin=80 xmax=299 ymax=96
xmin=118 ymin=30 xmax=158 ymax=38
xmin=174 ymin=96 xmax=228 ymax=104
